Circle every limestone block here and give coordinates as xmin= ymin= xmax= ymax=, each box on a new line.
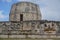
xmin=0 ymin=35 xmax=8 ymax=38
xmin=9 ymin=35 xmax=26 ymax=38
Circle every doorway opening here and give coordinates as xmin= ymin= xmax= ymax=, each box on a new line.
xmin=20 ymin=14 xmax=23 ymax=21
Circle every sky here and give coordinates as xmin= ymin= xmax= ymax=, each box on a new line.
xmin=0 ymin=0 xmax=60 ymax=21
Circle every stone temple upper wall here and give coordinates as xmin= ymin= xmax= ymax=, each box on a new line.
xmin=9 ymin=2 xmax=42 ymax=21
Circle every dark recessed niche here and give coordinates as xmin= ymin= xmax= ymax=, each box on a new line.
xmin=20 ymin=14 xmax=23 ymax=21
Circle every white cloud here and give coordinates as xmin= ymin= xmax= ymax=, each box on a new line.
xmin=40 ymin=0 xmax=60 ymax=21
xmin=0 ymin=10 xmax=8 ymax=19
xmin=2 ymin=0 xmax=12 ymax=2
xmin=0 ymin=10 xmax=4 ymax=18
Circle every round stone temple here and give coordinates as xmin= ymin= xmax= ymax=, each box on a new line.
xmin=9 ymin=2 xmax=42 ymax=21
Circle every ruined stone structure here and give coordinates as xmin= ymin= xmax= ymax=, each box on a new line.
xmin=0 ymin=2 xmax=60 ymax=38
xmin=9 ymin=2 xmax=41 ymax=21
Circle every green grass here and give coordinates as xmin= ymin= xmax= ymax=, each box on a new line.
xmin=0 ymin=38 xmax=60 ymax=40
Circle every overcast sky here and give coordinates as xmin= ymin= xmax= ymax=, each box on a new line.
xmin=0 ymin=0 xmax=60 ymax=21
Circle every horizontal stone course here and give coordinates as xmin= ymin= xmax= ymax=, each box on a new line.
xmin=0 ymin=35 xmax=8 ymax=38
xmin=9 ymin=35 xmax=26 ymax=38
xmin=0 ymin=35 xmax=60 ymax=38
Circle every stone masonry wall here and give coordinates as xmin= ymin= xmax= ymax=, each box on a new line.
xmin=0 ymin=21 xmax=60 ymax=38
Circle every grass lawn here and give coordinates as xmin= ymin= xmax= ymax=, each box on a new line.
xmin=0 ymin=38 xmax=60 ymax=40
